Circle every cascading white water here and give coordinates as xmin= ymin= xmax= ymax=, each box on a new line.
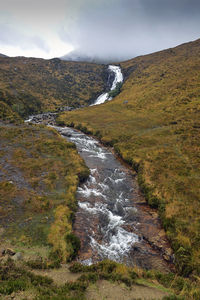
xmin=58 ymin=127 xmax=140 ymax=265
xmin=91 ymin=65 xmax=123 ymax=106
xmin=109 ymin=65 xmax=123 ymax=90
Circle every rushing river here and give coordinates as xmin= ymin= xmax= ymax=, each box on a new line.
xmin=26 ymin=65 xmax=173 ymax=271
xmin=56 ymin=127 xmax=173 ymax=270
xmin=60 ymin=127 xmax=138 ymax=264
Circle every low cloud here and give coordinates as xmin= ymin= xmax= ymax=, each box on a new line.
xmin=1 ymin=0 xmax=200 ymax=59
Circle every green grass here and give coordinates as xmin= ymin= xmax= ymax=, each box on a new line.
xmin=0 ymin=259 xmax=87 ymax=299
xmin=57 ymin=38 xmax=200 ymax=276
xmin=69 ymin=260 xmax=200 ymax=299
xmin=1 ymin=259 xmax=194 ymax=299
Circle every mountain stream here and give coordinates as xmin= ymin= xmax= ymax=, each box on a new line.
xmin=26 ymin=65 xmax=173 ymax=271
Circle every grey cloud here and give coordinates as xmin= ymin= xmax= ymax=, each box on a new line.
xmin=1 ymin=0 xmax=200 ymax=60
xmin=60 ymin=0 xmax=200 ymax=61
xmin=0 ymin=23 xmax=50 ymax=52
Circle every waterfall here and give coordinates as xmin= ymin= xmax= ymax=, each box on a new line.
xmin=91 ymin=65 xmax=123 ymax=106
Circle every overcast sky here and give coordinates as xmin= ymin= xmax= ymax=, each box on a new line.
xmin=1 ymin=0 xmax=200 ymax=60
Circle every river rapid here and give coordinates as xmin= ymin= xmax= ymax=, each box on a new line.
xmin=56 ymin=127 xmax=173 ymax=271
xmin=26 ymin=65 xmax=174 ymax=271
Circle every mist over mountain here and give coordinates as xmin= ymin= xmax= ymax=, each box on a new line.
xmin=61 ymin=50 xmax=131 ymax=64
xmin=1 ymin=0 xmax=200 ymax=59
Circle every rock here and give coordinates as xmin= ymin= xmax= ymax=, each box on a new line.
xmin=12 ymin=252 xmax=23 ymax=261
xmin=123 ymin=100 xmax=128 ymax=104
xmin=59 ymin=106 xmax=73 ymax=112
xmin=5 ymin=248 xmax=15 ymax=256
xmin=62 ymin=132 xmax=72 ymax=137
xmin=0 ymin=248 xmax=5 ymax=257
xmin=0 ymin=254 xmax=9 ymax=263
xmin=163 ymin=254 xmax=171 ymax=261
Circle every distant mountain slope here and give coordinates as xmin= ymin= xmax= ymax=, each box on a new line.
xmin=0 ymin=53 xmax=8 ymax=57
xmin=58 ymin=38 xmax=200 ymax=276
xmin=0 ymin=56 xmax=107 ymax=118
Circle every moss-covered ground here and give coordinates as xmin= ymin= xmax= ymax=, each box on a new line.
xmin=0 ymin=123 xmax=89 ymax=263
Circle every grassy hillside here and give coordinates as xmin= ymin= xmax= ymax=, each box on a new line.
xmin=0 ymin=123 xmax=89 ymax=264
xmin=1 ymin=123 xmax=192 ymax=299
xmin=0 ymin=56 xmax=107 ymax=118
xmin=0 ymin=101 xmax=22 ymax=123
xmin=57 ymin=38 xmax=200 ymax=276
xmin=0 ymin=123 xmax=187 ymax=299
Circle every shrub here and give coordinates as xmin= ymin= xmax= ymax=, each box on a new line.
xmin=69 ymin=262 xmax=85 ymax=273
xmin=77 ymin=273 xmax=98 ymax=284
xmin=108 ymin=82 xmax=122 ymax=98
xmin=78 ymin=168 xmax=90 ymax=183
xmin=65 ymin=233 xmax=81 ymax=261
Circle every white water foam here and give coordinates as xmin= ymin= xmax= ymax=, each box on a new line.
xmin=108 ymin=65 xmax=123 ymax=90
xmin=93 ymin=92 xmax=109 ymax=105
xmin=98 ymin=182 xmax=109 ymax=191
xmin=90 ymin=227 xmax=138 ymax=261
xmin=114 ymin=178 xmax=124 ymax=183
xmin=91 ymin=168 xmax=98 ymax=175
xmin=89 ymin=175 xmax=96 ymax=184
xmin=79 ymin=199 xmax=138 ymax=261
xmin=89 ymin=151 xmax=107 ymax=160
xmin=70 ymin=136 xmax=107 ymax=159
xmin=24 ymin=116 xmax=33 ymax=122
xmin=81 ymin=258 xmax=93 ymax=266
xmin=91 ymin=65 xmax=123 ymax=106
xmin=78 ymin=185 xmax=106 ymax=199
xmin=78 ymin=202 xmax=106 ymax=214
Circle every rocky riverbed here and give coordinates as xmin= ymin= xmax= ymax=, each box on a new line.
xmin=56 ymin=126 xmax=174 ymax=272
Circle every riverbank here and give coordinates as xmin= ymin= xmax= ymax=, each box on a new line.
xmin=0 ymin=116 xmax=199 ymax=299
xmin=0 ymin=121 xmax=180 ymax=299
xmin=0 ymin=122 xmax=89 ymax=264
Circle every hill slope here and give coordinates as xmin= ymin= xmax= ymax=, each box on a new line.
xmin=0 ymin=56 xmax=107 ymax=118
xmin=0 ymin=123 xmax=89 ymax=263
xmin=58 ymin=38 xmax=200 ymax=276
xmin=0 ymin=53 xmax=7 ymax=57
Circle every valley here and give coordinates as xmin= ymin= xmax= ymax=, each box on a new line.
xmin=0 ymin=39 xmax=200 ymax=299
